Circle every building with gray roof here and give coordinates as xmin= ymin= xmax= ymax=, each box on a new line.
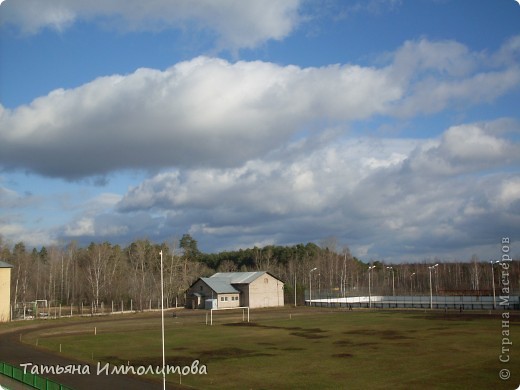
xmin=186 ymin=271 xmax=284 ymax=309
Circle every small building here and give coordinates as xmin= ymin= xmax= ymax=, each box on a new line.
xmin=0 ymin=261 xmax=13 ymax=322
xmin=186 ymin=271 xmax=284 ymax=309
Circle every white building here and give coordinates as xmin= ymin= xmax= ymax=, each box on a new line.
xmin=186 ymin=271 xmax=284 ymax=309
xmin=0 ymin=261 xmax=13 ymax=322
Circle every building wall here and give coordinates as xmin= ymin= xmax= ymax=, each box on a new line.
xmin=186 ymin=280 xmax=240 ymax=309
xmin=217 ymin=293 xmax=241 ymax=308
xmin=246 ymin=274 xmax=284 ymax=308
xmin=186 ymin=279 xmax=217 ymax=309
xmin=0 ymin=268 xmax=11 ymax=322
xmin=235 ymin=284 xmax=250 ymax=307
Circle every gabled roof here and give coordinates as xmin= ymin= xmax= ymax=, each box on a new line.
xmin=200 ymin=277 xmax=240 ymax=294
xmin=211 ymin=271 xmax=281 ymax=284
xmin=0 ymin=261 xmax=13 ymax=268
xmin=189 ymin=271 xmax=283 ymax=295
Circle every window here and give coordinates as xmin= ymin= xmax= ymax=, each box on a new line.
xmin=199 ymin=285 xmax=203 ymax=291
xmin=220 ymin=297 xmax=224 ymax=301
xmin=225 ymin=297 xmax=229 ymax=301
xmin=264 ymin=278 xmax=268 ymax=284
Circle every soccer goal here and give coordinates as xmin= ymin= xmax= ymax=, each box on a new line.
xmin=206 ymin=306 xmax=250 ymax=326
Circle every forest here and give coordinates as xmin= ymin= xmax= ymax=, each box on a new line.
xmin=1 ymin=234 xmax=518 ymax=313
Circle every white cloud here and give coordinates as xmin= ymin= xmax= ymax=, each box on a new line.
xmin=386 ymin=38 xmax=520 ymax=116
xmin=405 ymin=122 xmax=520 ymax=176
xmin=0 ymin=218 xmax=57 ymax=248
xmin=390 ymin=38 xmax=478 ymax=80
xmin=494 ymin=177 xmax=520 ymax=209
xmin=2 ymin=37 xmax=519 ymax=180
xmin=116 ymin=137 xmax=418 ymax=215
xmin=0 ymin=57 xmax=402 ymax=179
xmin=0 ymin=183 xmax=41 ymax=209
xmin=65 ymin=217 xmax=95 ymax=237
xmin=0 ymin=0 xmax=301 ymax=50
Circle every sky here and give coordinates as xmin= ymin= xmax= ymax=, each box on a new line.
xmin=0 ymin=0 xmax=519 ymax=262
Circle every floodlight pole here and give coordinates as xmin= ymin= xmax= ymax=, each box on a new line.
xmin=429 ymin=264 xmax=439 ymax=309
xmin=410 ymin=273 xmax=415 ymax=295
xmin=294 ymin=272 xmax=297 ymax=307
xmin=368 ymin=265 xmax=376 ymax=308
xmin=386 ymin=266 xmax=395 ymax=296
xmin=490 ymin=260 xmax=500 ymax=310
xmin=309 ymin=268 xmax=317 ymax=306
xmin=159 ymin=250 xmax=166 ymax=390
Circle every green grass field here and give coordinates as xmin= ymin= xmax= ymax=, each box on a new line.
xmin=18 ymin=308 xmax=520 ymax=389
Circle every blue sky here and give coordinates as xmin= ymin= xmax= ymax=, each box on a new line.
xmin=0 ymin=0 xmax=519 ymax=262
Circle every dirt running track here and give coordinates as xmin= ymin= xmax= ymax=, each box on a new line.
xmin=0 ymin=313 xmax=181 ymax=390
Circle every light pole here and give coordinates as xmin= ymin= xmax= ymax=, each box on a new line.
xmin=159 ymin=250 xmax=166 ymax=390
xmin=294 ymin=272 xmax=297 ymax=307
xmin=386 ymin=266 xmax=395 ymax=297
xmin=490 ymin=260 xmax=500 ymax=309
xmin=429 ymin=264 xmax=439 ymax=309
xmin=318 ymin=273 xmax=321 ymax=300
xmin=368 ymin=265 xmax=376 ymax=308
xmin=309 ymin=267 xmax=317 ymax=306
xmin=409 ymin=272 xmax=416 ymax=308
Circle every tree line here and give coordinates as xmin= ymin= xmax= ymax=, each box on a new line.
xmin=1 ymin=234 xmax=518 ymax=311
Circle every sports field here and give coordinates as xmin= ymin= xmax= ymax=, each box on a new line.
xmin=7 ymin=307 xmax=520 ymax=389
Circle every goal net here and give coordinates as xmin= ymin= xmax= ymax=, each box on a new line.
xmin=207 ymin=306 xmax=250 ymax=326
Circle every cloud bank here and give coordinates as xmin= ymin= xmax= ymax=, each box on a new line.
xmin=1 ymin=37 xmax=519 ymax=181
xmin=58 ymin=122 xmax=519 ymax=259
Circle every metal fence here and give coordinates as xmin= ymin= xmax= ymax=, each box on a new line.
xmin=306 ymin=295 xmax=520 ymax=310
xmin=0 ymin=361 xmax=73 ymax=390
xmin=12 ymin=298 xmax=179 ymax=321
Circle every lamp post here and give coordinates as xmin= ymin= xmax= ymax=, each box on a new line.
xmin=318 ymin=273 xmax=321 ymax=300
xmin=409 ymin=272 xmax=416 ymax=308
xmin=490 ymin=260 xmax=500 ymax=309
xmin=294 ymin=272 xmax=297 ymax=307
xmin=368 ymin=265 xmax=376 ymax=308
xmin=159 ymin=250 xmax=166 ymax=390
xmin=309 ymin=268 xmax=318 ymax=306
xmin=386 ymin=266 xmax=395 ymax=297
xmin=429 ymin=264 xmax=439 ymax=309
